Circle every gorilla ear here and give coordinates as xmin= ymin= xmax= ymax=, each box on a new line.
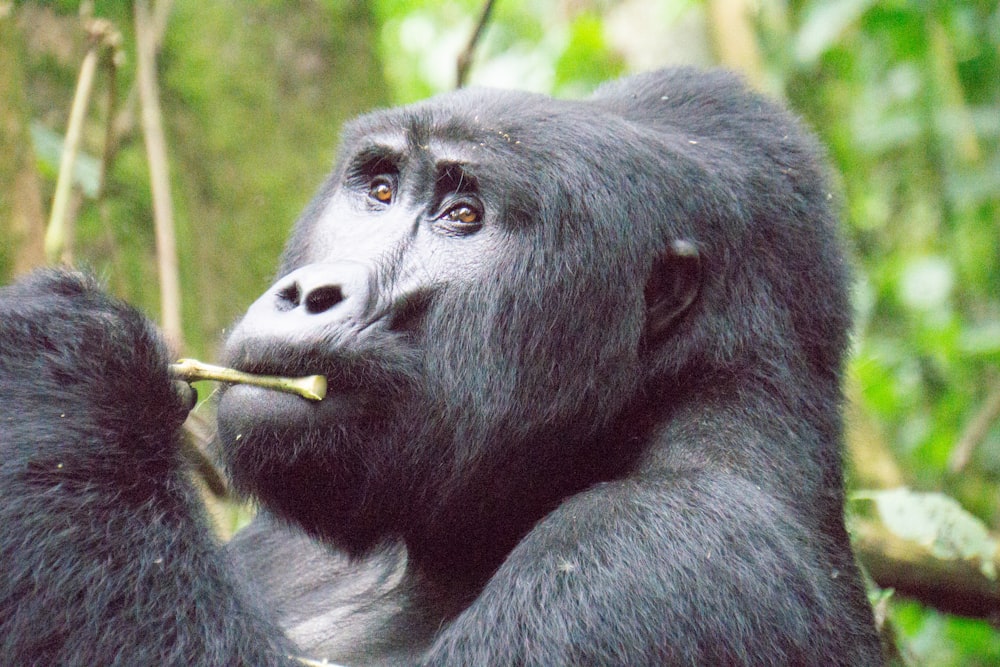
xmin=644 ymin=239 xmax=702 ymax=341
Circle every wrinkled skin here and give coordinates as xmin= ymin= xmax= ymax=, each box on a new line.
xmin=0 ymin=68 xmax=883 ymax=666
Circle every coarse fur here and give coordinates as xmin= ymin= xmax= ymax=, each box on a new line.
xmin=0 ymin=68 xmax=883 ymax=665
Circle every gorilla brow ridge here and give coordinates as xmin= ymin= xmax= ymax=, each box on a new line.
xmin=345 ymin=143 xmax=406 ymax=181
xmin=433 ymin=162 xmax=478 ymax=201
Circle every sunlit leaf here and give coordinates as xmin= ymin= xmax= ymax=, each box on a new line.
xmin=958 ymin=323 xmax=1000 ymax=358
xmin=857 ymin=488 xmax=998 ymax=579
xmin=897 ymin=256 xmax=954 ymax=312
xmin=794 ymin=0 xmax=879 ymax=65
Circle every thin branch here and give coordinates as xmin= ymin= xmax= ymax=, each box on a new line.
xmin=95 ymin=42 xmax=123 ymax=201
xmin=949 ymin=381 xmax=1000 ymax=473
xmin=456 ymin=0 xmax=496 ymax=88
xmin=151 ymin=0 xmax=175 ymax=49
xmin=170 ymin=358 xmax=327 ymax=402
xmin=181 ymin=410 xmax=229 ymax=499
xmin=135 ymin=0 xmax=183 ymax=349
xmin=852 ymin=517 xmax=1000 ymax=621
xmin=103 ymin=0 xmax=174 ymax=171
xmin=706 ymin=0 xmax=765 ymax=89
xmin=44 ymin=39 xmax=99 ymax=264
xmin=43 ymin=7 xmax=122 ymax=265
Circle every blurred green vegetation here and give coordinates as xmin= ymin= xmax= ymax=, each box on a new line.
xmin=1 ymin=0 xmax=998 ymax=663
xmin=2 ymin=0 xmax=387 ymax=354
xmin=772 ymin=3 xmax=1000 ymax=662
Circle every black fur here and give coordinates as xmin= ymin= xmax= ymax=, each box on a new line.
xmin=0 ymin=270 xmax=295 ymax=664
xmin=0 ymin=68 xmax=882 ymax=665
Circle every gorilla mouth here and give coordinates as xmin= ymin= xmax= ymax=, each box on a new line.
xmin=215 ymin=359 xmax=370 ymax=436
xmin=218 ymin=382 xmax=319 ymax=426
xmin=216 ymin=334 xmax=418 ymax=441
xmin=217 ymin=382 xmax=346 ymax=437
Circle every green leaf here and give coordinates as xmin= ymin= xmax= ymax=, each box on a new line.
xmin=30 ymin=121 xmax=101 ymax=198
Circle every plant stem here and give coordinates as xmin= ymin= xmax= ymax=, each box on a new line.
xmin=169 ymin=358 xmax=327 ymax=401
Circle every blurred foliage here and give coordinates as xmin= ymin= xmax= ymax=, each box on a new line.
xmin=771 ymin=1 xmax=1000 ymax=490
xmin=3 ymin=0 xmax=387 ymax=356
xmin=760 ymin=1 xmax=999 ymax=662
xmin=1 ymin=0 xmax=998 ymax=662
xmin=766 ymin=2 xmax=1000 ymax=663
xmin=371 ymin=0 xmax=624 ymax=100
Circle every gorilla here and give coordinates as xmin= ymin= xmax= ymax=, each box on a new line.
xmin=0 ymin=68 xmax=882 ymax=665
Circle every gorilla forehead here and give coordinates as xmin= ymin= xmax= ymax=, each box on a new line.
xmin=340 ymin=86 xmax=622 ymax=151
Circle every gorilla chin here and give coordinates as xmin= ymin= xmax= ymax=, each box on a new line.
xmin=217 ymin=382 xmax=386 ymax=542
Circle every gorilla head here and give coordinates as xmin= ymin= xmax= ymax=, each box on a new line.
xmin=218 ymin=68 xmax=851 ymax=588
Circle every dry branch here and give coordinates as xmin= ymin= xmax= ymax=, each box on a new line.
xmin=170 ymin=359 xmax=327 ymax=402
xmin=853 ymin=517 xmax=1000 ymax=621
xmin=44 ymin=30 xmax=98 ymax=263
xmin=949 ymin=381 xmax=1000 ymax=473
xmin=135 ymin=0 xmax=183 ymax=349
xmin=456 ymin=0 xmax=496 ymax=88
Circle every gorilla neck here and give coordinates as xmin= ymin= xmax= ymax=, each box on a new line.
xmin=395 ymin=397 xmax=662 ymax=589
xmin=640 ymin=369 xmax=843 ymax=516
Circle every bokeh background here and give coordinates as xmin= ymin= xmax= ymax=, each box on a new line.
xmin=2 ymin=1 xmax=998 ymax=663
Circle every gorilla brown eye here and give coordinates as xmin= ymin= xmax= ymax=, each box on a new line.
xmin=443 ymin=205 xmax=480 ymax=225
xmin=369 ymin=178 xmax=393 ymax=203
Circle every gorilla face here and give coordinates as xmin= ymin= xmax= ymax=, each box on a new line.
xmin=215 ymin=89 xmax=685 ymax=559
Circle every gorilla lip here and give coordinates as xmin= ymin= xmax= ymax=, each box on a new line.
xmin=169 ymin=358 xmax=327 ymax=401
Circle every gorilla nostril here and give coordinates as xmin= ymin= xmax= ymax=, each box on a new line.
xmin=304 ymin=285 xmax=345 ymax=314
xmin=276 ymin=283 xmax=301 ymax=312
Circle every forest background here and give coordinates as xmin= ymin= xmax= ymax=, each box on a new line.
xmin=1 ymin=0 xmax=998 ymax=663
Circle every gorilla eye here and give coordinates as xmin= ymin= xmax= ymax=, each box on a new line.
xmin=369 ymin=178 xmax=394 ymax=204
xmin=441 ymin=204 xmax=481 ymax=226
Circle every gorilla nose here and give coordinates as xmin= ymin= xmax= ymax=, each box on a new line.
xmin=270 ymin=263 xmax=371 ymax=318
xmin=277 ymin=279 xmax=345 ymax=315
xmin=229 ymin=263 xmax=374 ymax=348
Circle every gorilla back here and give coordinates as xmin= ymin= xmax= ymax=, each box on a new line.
xmin=1 ymin=68 xmax=882 ymax=666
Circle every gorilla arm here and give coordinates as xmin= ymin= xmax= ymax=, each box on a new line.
xmin=0 ymin=270 xmax=299 ymax=665
xmin=423 ymin=470 xmax=875 ymax=667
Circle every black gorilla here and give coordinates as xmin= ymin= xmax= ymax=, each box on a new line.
xmin=0 ymin=68 xmax=882 ymax=665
